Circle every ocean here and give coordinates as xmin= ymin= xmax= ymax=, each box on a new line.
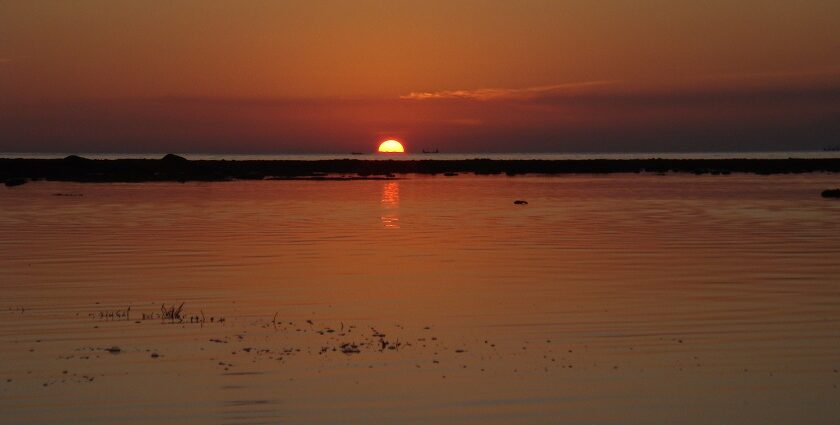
xmin=1 ymin=170 xmax=839 ymax=423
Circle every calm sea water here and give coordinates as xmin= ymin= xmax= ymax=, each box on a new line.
xmin=1 ymin=173 xmax=839 ymax=424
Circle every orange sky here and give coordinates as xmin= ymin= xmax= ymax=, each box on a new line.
xmin=1 ymin=0 xmax=839 ymax=153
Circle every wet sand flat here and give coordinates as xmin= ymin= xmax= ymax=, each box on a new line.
xmin=1 ymin=174 xmax=840 ymax=424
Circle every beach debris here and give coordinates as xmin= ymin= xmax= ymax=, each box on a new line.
xmin=161 ymin=302 xmax=185 ymax=322
xmin=138 ymin=303 xmax=192 ymax=322
xmin=340 ymin=343 xmax=360 ymax=354
xmin=90 ymin=306 xmax=131 ymax=321
xmin=822 ymin=188 xmax=840 ymax=198
xmin=513 ymin=200 xmax=528 ymax=205
xmin=32 ymin=316 xmax=649 ymax=395
xmin=375 ymin=337 xmax=401 ymax=351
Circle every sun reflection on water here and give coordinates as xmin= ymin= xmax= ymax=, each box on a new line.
xmin=380 ymin=181 xmax=399 ymax=229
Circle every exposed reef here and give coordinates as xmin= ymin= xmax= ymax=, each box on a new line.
xmin=1 ymin=155 xmax=839 ymax=184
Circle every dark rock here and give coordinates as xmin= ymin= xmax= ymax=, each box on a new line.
xmin=1 ymin=157 xmax=840 ymax=183
xmin=63 ymin=155 xmax=89 ymax=162
xmin=514 ymin=200 xmax=528 ymax=205
xmin=104 ymin=346 xmax=121 ymax=354
xmin=161 ymin=153 xmax=187 ymax=162
xmin=822 ymin=189 xmax=840 ymax=198
xmin=4 ymin=178 xmax=27 ymax=187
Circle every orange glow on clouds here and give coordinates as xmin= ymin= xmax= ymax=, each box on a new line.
xmin=2 ymin=2 xmax=840 ymax=153
xmin=378 ymin=139 xmax=405 ymax=153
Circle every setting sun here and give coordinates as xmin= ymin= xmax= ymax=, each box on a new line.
xmin=378 ymin=139 xmax=405 ymax=153
xmin=3 ymin=2 xmax=838 ymax=424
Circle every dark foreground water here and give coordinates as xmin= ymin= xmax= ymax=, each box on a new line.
xmin=1 ymin=173 xmax=839 ymax=424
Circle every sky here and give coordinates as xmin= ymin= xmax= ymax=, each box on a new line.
xmin=1 ymin=0 xmax=839 ymax=153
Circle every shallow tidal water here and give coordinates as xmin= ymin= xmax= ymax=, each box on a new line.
xmin=1 ymin=173 xmax=839 ymax=424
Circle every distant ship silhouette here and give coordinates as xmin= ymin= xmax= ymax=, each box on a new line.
xmin=422 ymin=149 xmax=440 ymax=154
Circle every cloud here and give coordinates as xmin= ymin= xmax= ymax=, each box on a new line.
xmin=400 ymin=81 xmax=617 ymax=101
xmin=534 ymin=79 xmax=840 ymax=110
xmin=3 ymin=70 xmax=839 ymax=154
xmin=401 ymin=72 xmax=840 ymax=111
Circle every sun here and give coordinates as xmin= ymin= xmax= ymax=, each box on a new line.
xmin=378 ymin=139 xmax=405 ymax=153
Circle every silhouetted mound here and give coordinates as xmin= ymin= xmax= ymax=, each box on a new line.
xmin=63 ymin=155 xmax=89 ymax=162
xmin=822 ymin=189 xmax=840 ymax=198
xmin=514 ymin=200 xmax=528 ymax=205
xmin=161 ymin=154 xmax=188 ymax=162
xmin=4 ymin=178 xmax=28 ymax=187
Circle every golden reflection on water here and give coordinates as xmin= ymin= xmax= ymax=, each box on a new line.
xmin=380 ymin=180 xmax=399 ymax=229
xmin=1 ymin=175 xmax=840 ymax=424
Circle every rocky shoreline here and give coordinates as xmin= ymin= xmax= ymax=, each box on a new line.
xmin=2 ymin=155 xmax=840 ymax=185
